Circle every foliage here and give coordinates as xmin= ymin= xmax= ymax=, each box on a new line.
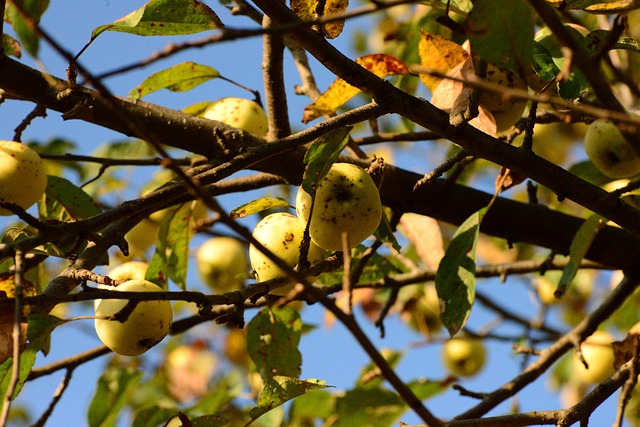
xmin=3 ymin=0 xmax=640 ymax=426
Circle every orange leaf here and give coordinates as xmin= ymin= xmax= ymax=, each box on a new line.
xmin=303 ymin=54 xmax=409 ymax=123
xmin=418 ymin=31 xmax=469 ymax=92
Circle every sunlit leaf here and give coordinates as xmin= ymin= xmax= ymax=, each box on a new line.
xmin=465 ymin=0 xmax=534 ymax=70
xmin=418 ymin=31 xmax=469 ymax=92
xmin=92 ymin=0 xmax=223 ymax=39
xmin=247 ymin=306 xmax=302 ymax=381
xmin=128 ymin=62 xmax=220 ymax=99
xmin=146 ymin=202 xmax=199 ymax=289
xmin=87 ymin=365 xmax=143 ymax=427
xmin=548 ymin=0 xmax=640 ymax=12
xmin=303 ymin=54 xmax=410 ymax=123
xmin=249 ymin=376 xmax=328 ymax=421
xmin=289 ymin=389 xmax=336 ymax=423
xmin=331 ymin=388 xmax=406 ymax=427
xmin=398 ymin=212 xmax=444 ymax=270
xmin=38 ymin=176 xmax=102 ymax=222
xmin=290 ymin=0 xmax=349 ymax=38
xmin=373 ymin=210 xmax=401 ymax=251
xmin=300 ymin=127 xmax=352 ymax=195
xmin=436 ymin=208 xmax=485 ymax=336
xmin=557 ymin=214 xmax=606 ymax=298
xmin=230 ymin=197 xmax=291 ymax=219
xmin=4 ymin=0 xmax=49 ymax=57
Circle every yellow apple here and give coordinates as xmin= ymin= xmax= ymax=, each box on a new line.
xmin=202 ymin=97 xmax=268 ymax=137
xmin=401 ymin=285 xmax=442 ymax=336
xmin=94 ymin=279 xmax=172 ymax=356
xmin=195 ymin=237 xmax=249 ymax=293
xmin=107 ymin=261 xmax=148 ymax=281
xmin=572 ymin=330 xmax=615 ymax=385
xmin=478 ymin=65 xmax=528 ymax=132
xmin=295 ymin=163 xmax=382 ymax=251
xmin=249 ymin=212 xmax=325 ymax=296
xmin=442 ymin=336 xmax=486 ymax=377
xmin=584 ymin=119 xmax=640 ymax=178
xmin=0 ymin=141 xmax=48 ymax=215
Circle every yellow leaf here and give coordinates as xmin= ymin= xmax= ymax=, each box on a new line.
xmin=290 ymin=0 xmax=316 ymax=22
xmin=418 ymin=31 xmax=469 ymax=92
xmin=320 ymin=0 xmax=349 ymax=39
xmin=303 ymin=54 xmax=409 ymax=123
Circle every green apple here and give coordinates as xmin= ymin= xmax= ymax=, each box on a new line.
xmin=202 ymin=97 xmax=268 ymax=137
xmin=572 ymin=330 xmax=615 ymax=384
xmin=442 ymin=336 xmax=486 ymax=377
xmin=124 ymin=218 xmax=159 ymax=259
xmin=584 ymin=119 xmax=640 ymax=178
xmin=249 ymin=212 xmax=325 ymax=296
xmin=401 ymin=285 xmax=442 ymax=336
xmin=108 ymin=261 xmax=148 ymax=281
xmin=295 ymin=163 xmax=382 ymax=251
xmin=478 ymin=65 xmax=528 ymax=132
xmin=195 ymin=237 xmax=249 ymax=293
xmin=94 ymin=279 xmax=172 ymax=356
xmin=0 ymin=141 xmax=48 ymax=215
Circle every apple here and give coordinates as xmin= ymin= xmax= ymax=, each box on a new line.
xmin=572 ymin=330 xmax=615 ymax=384
xmin=478 ymin=65 xmax=528 ymax=132
xmin=584 ymin=118 xmax=640 ymax=178
xmin=107 ymin=261 xmax=148 ymax=281
xmin=249 ymin=212 xmax=325 ymax=296
xmin=94 ymin=279 xmax=173 ymax=356
xmin=0 ymin=141 xmax=47 ymax=215
xmin=295 ymin=163 xmax=382 ymax=251
xmin=202 ymin=97 xmax=268 ymax=137
xmin=224 ymin=327 xmax=250 ymax=367
xmin=195 ymin=237 xmax=249 ymax=293
xmin=166 ymin=342 xmax=217 ymax=401
xmin=401 ymin=285 xmax=442 ymax=336
xmin=442 ymin=335 xmax=486 ymax=377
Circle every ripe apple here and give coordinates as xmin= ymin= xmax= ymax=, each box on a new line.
xmin=295 ymin=163 xmax=382 ymax=251
xmin=94 ymin=279 xmax=173 ymax=356
xmin=572 ymin=330 xmax=615 ymax=384
xmin=195 ymin=237 xmax=249 ymax=293
xmin=478 ymin=65 xmax=528 ymax=132
xmin=107 ymin=261 xmax=148 ymax=281
xmin=0 ymin=141 xmax=48 ymax=215
xmin=442 ymin=336 xmax=486 ymax=377
xmin=202 ymin=97 xmax=268 ymax=137
xmin=584 ymin=118 xmax=640 ymax=178
xmin=249 ymin=212 xmax=325 ymax=296
xmin=166 ymin=342 xmax=217 ymax=401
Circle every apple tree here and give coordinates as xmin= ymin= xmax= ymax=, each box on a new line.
xmin=3 ymin=0 xmax=640 ymax=426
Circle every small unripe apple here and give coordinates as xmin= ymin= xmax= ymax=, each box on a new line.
xmin=202 ymin=97 xmax=268 ymax=137
xmin=94 ymin=279 xmax=172 ymax=356
xmin=584 ymin=119 xmax=640 ymax=178
xmin=249 ymin=212 xmax=325 ymax=296
xmin=442 ymin=336 xmax=486 ymax=377
xmin=195 ymin=237 xmax=249 ymax=293
xmin=295 ymin=163 xmax=382 ymax=251
xmin=0 ymin=141 xmax=48 ymax=215
xmin=572 ymin=330 xmax=615 ymax=385
xmin=478 ymin=65 xmax=528 ymax=132
xmin=401 ymin=285 xmax=442 ymax=336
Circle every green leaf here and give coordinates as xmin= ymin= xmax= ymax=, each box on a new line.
xmin=146 ymin=202 xmax=198 ymax=289
xmin=373 ymin=210 xmax=400 ymax=251
xmin=317 ymin=245 xmax=400 ymax=286
xmin=129 ymin=62 xmax=220 ymax=99
xmin=91 ymin=0 xmax=223 ymax=39
xmin=288 ymin=389 xmax=336 ymax=422
xmin=356 ymin=349 xmax=403 ymax=389
xmin=188 ymin=414 xmax=229 ymax=427
xmin=183 ymin=101 xmax=215 ymax=117
xmin=4 ymin=0 xmax=49 ymax=57
xmin=466 ymin=0 xmax=534 ymax=70
xmin=331 ymin=388 xmax=405 ymax=427
xmin=436 ymin=208 xmax=485 ymax=336
xmin=2 ymin=34 xmax=22 ymax=58
xmin=249 ymin=376 xmax=328 ymax=421
xmin=301 ymin=127 xmax=352 ymax=195
xmin=38 ymin=176 xmax=102 ymax=222
xmin=557 ymin=214 xmax=606 ymax=298
xmin=586 ymin=30 xmax=640 ymax=54
xmin=0 ymin=314 xmax=61 ymax=406
xmin=408 ymin=377 xmax=451 ymax=400
xmin=247 ymin=306 xmax=303 ymax=381
xmin=131 ymin=406 xmax=182 ymax=427
xmin=87 ymin=365 xmax=143 ymax=427
xmin=230 ymin=197 xmax=291 ymax=219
